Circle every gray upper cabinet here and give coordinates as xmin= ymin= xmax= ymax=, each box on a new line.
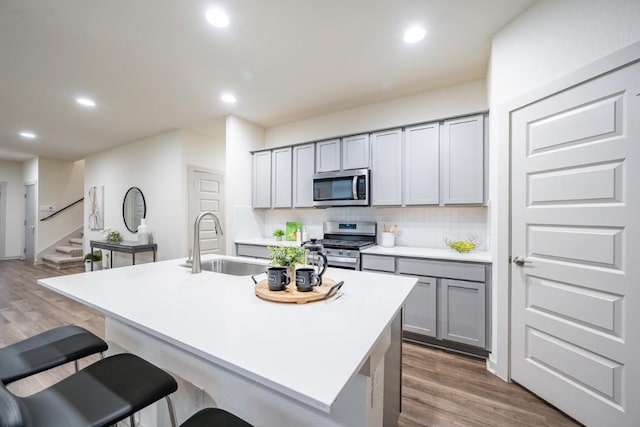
xmin=441 ymin=115 xmax=484 ymax=204
xmin=315 ymin=139 xmax=341 ymax=172
xmin=252 ymin=150 xmax=271 ymax=208
xmin=371 ymin=128 xmax=403 ymax=206
xmin=271 ymin=147 xmax=292 ymax=208
xmin=342 ymin=134 xmax=370 ymax=170
xmin=439 ymin=279 xmax=486 ymax=348
xmin=292 ymin=144 xmax=315 ymax=207
xmin=404 ymin=123 xmax=440 ymax=205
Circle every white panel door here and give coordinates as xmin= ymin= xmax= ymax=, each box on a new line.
xmin=511 ymin=60 xmax=639 ymax=426
xmin=189 ymin=169 xmax=225 ymax=255
xmin=24 ymin=184 xmax=36 ymax=262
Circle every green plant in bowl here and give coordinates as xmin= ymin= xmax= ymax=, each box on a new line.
xmin=267 ymin=245 xmax=306 ymax=267
xmin=106 ymin=230 xmax=123 ymax=244
xmin=84 ymin=250 xmax=102 ymax=262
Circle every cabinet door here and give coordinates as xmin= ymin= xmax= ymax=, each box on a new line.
xmin=441 ymin=115 xmax=484 ymax=204
xmin=252 ymin=151 xmax=271 ymax=208
xmin=342 ymin=134 xmax=370 ymax=170
xmin=292 ymin=144 xmax=315 ymax=207
xmin=439 ymin=279 xmax=485 ymax=348
xmin=315 ymin=139 xmax=341 ymax=172
xmin=404 ymin=123 xmax=439 ymax=205
xmin=271 ymin=147 xmax=292 ymax=208
xmin=403 ymin=276 xmax=437 ymax=337
xmin=371 ymin=129 xmax=402 ymax=206
xmin=236 ymin=244 xmax=270 ymax=259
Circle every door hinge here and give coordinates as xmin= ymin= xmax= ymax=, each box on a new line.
xmin=24 ymin=220 xmax=27 ymax=226
xmin=24 ymin=193 xmax=27 ymax=198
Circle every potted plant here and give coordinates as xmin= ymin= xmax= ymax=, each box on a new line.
xmin=106 ymin=230 xmax=123 ymax=244
xmin=84 ymin=250 xmax=103 ymax=272
xmin=272 ymin=229 xmax=285 ymax=241
xmin=268 ymin=245 xmax=306 ymax=284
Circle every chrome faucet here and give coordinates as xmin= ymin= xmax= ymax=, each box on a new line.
xmin=192 ymin=211 xmax=224 ymax=273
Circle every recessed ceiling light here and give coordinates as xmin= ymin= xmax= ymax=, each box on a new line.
xmin=76 ymin=97 xmax=96 ymax=108
xmin=403 ymin=26 xmax=426 ymax=44
xmin=19 ymin=131 xmax=36 ymax=139
xmin=205 ymin=8 xmax=229 ymax=28
xmin=221 ymin=93 xmax=236 ymax=103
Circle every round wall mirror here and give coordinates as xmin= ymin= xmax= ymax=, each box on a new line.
xmin=122 ymin=187 xmax=146 ymax=233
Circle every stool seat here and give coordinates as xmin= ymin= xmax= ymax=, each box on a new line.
xmin=0 ymin=353 xmax=178 ymax=427
xmin=181 ymin=408 xmax=253 ymax=427
xmin=0 ymin=325 xmax=108 ymax=385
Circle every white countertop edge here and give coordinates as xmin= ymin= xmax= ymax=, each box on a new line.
xmin=38 ymin=277 xmax=336 ymax=412
xmin=235 ymin=238 xmax=301 ymax=247
xmin=360 ymin=245 xmax=492 ymax=263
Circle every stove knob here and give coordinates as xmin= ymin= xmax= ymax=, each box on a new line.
xmin=338 ymin=250 xmax=344 ymax=255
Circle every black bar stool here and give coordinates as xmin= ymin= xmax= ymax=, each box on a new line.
xmin=0 ymin=325 xmax=108 ymax=385
xmin=181 ymin=408 xmax=253 ymax=427
xmin=0 ymin=353 xmax=178 ymax=427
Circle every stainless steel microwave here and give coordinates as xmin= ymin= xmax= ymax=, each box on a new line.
xmin=312 ymin=169 xmax=370 ymax=207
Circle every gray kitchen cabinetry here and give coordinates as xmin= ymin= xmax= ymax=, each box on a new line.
xmin=252 ymin=150 xmax=272 ymax=208
xmin=439 ymin=279 xmax=485 ymax=348
xmin=440 ymin=115 xmax=484 ymax=205
xmin=292 ymin=144 xmax=315 ymax=207
xmin=315 ymin=138 xmax=341 ymax=172
xmin=404 ymin=123 xmax=440 ymax=205
xmin=271 ymin=147 xmax=292 ymax=208
xmin=342 ymin=134 xmax=370 ymax=170
xmin=361 ymin=253 xmax=490 ymax=354
xmin=370 ymin=128 xmax=403 ymax=206
xmin=403 ymin=276 xmax=437 ymax=337
xmin=236 ymin=243 xmax=270 ymax=259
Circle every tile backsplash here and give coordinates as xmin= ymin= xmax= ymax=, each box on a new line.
xmin=260 ymin=206 xmax=489 ymax=250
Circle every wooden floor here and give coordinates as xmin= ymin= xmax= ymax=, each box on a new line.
xmin=0 ymin=259 xmax=581 ymax=426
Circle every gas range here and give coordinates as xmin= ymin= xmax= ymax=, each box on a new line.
xmin=316 ymin=221 xmax=376 ymax=270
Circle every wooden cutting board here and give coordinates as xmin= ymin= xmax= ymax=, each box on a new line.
xmin=255 ymin=277 xmax=339 ymax=304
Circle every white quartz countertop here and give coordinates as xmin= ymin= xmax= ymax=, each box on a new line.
xmin=361 ymin=245 xmax=492 ymax=263
xmin=235 ymin=238 xmax=300 ymax=247
xmin=38 ymin=255 xmax=416 ymax=413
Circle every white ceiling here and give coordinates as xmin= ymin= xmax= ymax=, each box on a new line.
xmin=0 ymin=0 xmax=535 ymax=162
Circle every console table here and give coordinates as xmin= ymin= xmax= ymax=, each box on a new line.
xmin=89 ymin=240 xmax=157 ymax=271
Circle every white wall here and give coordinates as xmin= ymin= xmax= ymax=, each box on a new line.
xmin=225 ymin=115 xmax=266 ymax=254
xmin=0 ymin=159 xmax=25 ymax=258
xmin=85 ymin=130 xmax=184 ymax=262
xmin=37 ymin=158 xmax=84 ymax=257
xmin=487 ymin=0 xmax=640 ymax=380
xmin=265 ymin=79 xmax=487 ymax=147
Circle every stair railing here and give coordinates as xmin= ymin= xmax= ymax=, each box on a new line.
xmin=40 ymin=198 xmax=84 ymax=222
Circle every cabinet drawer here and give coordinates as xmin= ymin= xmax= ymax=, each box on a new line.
xmin=361 ymin=254 xmax=396 ymax=272
xmin=236 ymin=244 xmax=270 ymax=259
xmin=398 ymin=258 xmax=485 ymax=282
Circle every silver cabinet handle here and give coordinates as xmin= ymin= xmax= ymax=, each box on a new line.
xmin=352 ymin=176 xmax=358 ymax=200
xmin=512 ymin=256 xmax=532 ymax=266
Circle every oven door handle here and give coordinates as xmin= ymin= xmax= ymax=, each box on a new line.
xmin=352 ymin=176 xmax=358 ymax=200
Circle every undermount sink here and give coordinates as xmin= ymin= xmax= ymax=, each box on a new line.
xmin=182 ymin=259 xmax=267 ymax=276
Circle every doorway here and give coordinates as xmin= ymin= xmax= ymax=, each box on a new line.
xmin=187 ymin=166 xmax=225 ymax=256
xmin=509 ymin=54 xmax=639 ymax=425
xmin=0 ymin=181 xmax=6 ymax=259
xmin=24 ymin=183 xmax=36 ymax=262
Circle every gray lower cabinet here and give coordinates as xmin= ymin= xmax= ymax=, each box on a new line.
xmin=439 ymin=279 xmax=486 ymax=348
xmin=403 ymin=276 xmax=436 ymax=337
xmin=361 ymin=253 xmax=490 ymax=352
xmin=236 ymin=244 xmax=270 ymax=259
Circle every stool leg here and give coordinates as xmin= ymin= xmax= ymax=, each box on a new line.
xmin=165 ymin=395 xmax=177 ymax=427
xmin=129 ymin=415 xmax=135 ymax=426
xmin=74 ymin=360 xmax=79 ymax=372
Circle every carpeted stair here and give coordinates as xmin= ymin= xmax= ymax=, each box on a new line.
xmin=42 ymin=237 xmax=85 ymax=270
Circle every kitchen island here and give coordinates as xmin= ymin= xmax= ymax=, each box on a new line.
xmin=38 ymin=255 xmax=416 ymax=427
